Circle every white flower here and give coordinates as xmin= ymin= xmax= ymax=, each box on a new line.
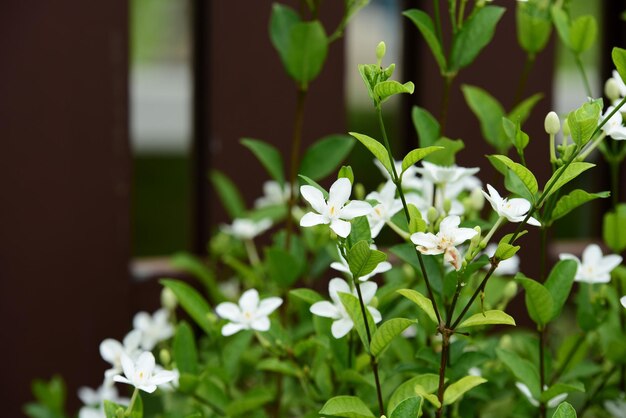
xmin=607 ymin=70 xmax=626 ymax=101
xmin=482 ymin=184 xmax=540 ymax=226
xmin=78 ymin=407 xmax=104 ymax=418
xmin=559 ymin=244 xmax=623 ymax=284
xmin=78 ymin=383 xmax=128 ymax=407
xmin=113 ymin=351 xmax=177 ymax=393
xmin=600 ymin=106 xmax=626 ymax=140
xmin=222 ymin=218 xmax=272 ymax=240
xmin=374 ymin=159 xmax=423 ymax=191
xmin=299 ymin=177 xmax=372 ymax=238
xmin=468 ymin=367 xmax=482 ymax=377
xmin=621 ymin=296 xmax=626 ymax=309
xmin=515 ymin=382 xmax=567 ymax=408
xmin=310 ymin=278 xmax=382 ymax=338
xmin=484 ymin=243 xmax=520 ymax=276
xmin=99 ymin=330 xmax=142 ymax=381
xmin=605 ymin=396 xmax=626 ymax=418
xmin=215 ymin=288 xmax=283 ymax=336
xmin=133 ymin=309 xmax=174 ymax=351
xmin=410 ymin=215 xmax=478 ymax=270
xmin=401 ymin=324 xmax=418 ymax=338
xmin=366 ymin=181 xmax=403 ymax=237
xmin=255 ymin=181 xmax=292 ymax=208
xmin=415 ymin=161 xmax=479 ymax=186
xmin=330 ymin=245 xmax=391 ymax=282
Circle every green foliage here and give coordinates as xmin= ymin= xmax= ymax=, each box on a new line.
xmin=347 ymin=216 xmax=372 ymax=249
xmin=174 ymin=321 xmax=198 ymax=374
xmin=389 ymin=396 xmax=423 ymax=418
xmin=300 ymin=135 xmax=355 ymax=181
xmin=543 ymin=162 xmax=595 ymax=199
xmin=401 ymin=146 xmax=444 ymax=174
xmin=603 ymin=203 xmax=626 ymax=252
xmin=298 ymin=174 xmax=329 ymax=199
xmin=612 ymin=47 xmax=626 ymax=81
xmin=171 ymin=252 xmax=225 ymax=303
xmin=403 ymin=9 xmax=447 ymax=73
xmin=225 ymin=388 xmax=275 ymax=416
xmin=567 ymin=101 xmax=602 ymax=147
xmin=370 ymin=318 xmax=416 ymax=357
xmin=496 ymin=348 xmax=541 ymax=399
xmin=549 ymin=190 xmax=609 ymax=223
xmin=407 ymin=204 xmax=426 ymax=234
xmin=210 ymin=171 xmax=246 ymax=219
xmin=338 ymin=292 xmax=377 ymax=351
xmin=443 ymin=376 xmax=487 ymax=405
xmin=488 ymin=154 xmax=538 ymax=202
xmin=25 ymin=376 xmax=67 ymax=418
xmin=349 ymin=132 xmax=393 ymax=175
xmin=241 ymin=138 xmax=285 ymax=184
xmin=411 ymin=105 xmax=440 ymax=148
xmin=541 ymin=383 xmax=584 ymax=404
xmin=569 ymin=16 xmax=597 ymax=55
xmin=551 ymin=402 xmax=577 ymax=418
xmin=425 ymin=138 xmax=464 ymax=165
xmin=544 ymin=260 xmax=578 ymax=321
xmin=105 ymin=395 xmax=143 ymax=418
xmin=516 ymin=0 xmax=552 ymax=55
xmin=347 ymin=240 xmax=387 ymax=278
xmin=516 ymin=275 xmax=554 ymax=327
xmin=161 ymin=279 xmax=213 ymax=335
xmin=457 ymin=310 xmax=515 ymax=329
xmin=318 ymin=396 xmax=375 ymax=418
xmin=338 ymin=165 xmax=355 ymax=184
xmin=289 ymin=288 xmax=324 ymax=305
xmin=373 ymin=80 xmax=415 ymax=104
xmin=397 ymin=288 xmax=438 ymax=325
xmin=388 ymin=374 xmax=440 ymax=412
xmin=265 ymin=246 xmax=301 ymax=287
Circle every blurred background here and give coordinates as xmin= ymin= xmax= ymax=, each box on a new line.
xmin=1 ymin=0 xmax=624 ymax=415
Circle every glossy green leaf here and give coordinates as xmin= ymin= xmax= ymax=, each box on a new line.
xmin=551 ymin=402 xmax=577 ymax=418
xmin=210 ymin=171 xmax=246 ymax=219
xmin=349 ymin=132 xmax=392 ymax=175
xmin=269 ymin=4 xmax=300 ymax=59
xmin=299 ymin=135 xmax=355 ymax=181
xmin=449 ymin=6 xmax=505 ymax=71
xmin=173 ymin=321 xmax=198 ymax=374
xmin=443 ymin=376 xmax=487 ymax=405
xmin=347 ymin=240 xmax=387 ymax=279
xmin=104 ymin=396 xmax=142 ymax=418
xmin=390 ymin=396 xmax=423 ymax=418
xmin=338 ymin=292 xmax=377 ymax=351
xmin=403 ymin=9 xmax=447 ymax=72
xmin=266 ymin=247 xmax=301 ymax=287
xmin=502 ymin=118 xmax=529 ymax=153
xmin=494 ymin=242 xmax=520 ymax=260
xmin=488 ymin=155 xmax=538 ymax=201
xmin=374 ymin=80 xmax=415 ymax=104
xmin=544 ymin=162 xmax=595 ymax=199
xmin=496 ymin=348 xmax=541 ymax=399
xmin=462 ymin=85 xmax=506 ymax=151
xmin=568 ymin=101 xmax=602 ymax=146
xmin=603 ymin=204 xmax=626 ymax=252
xmin=297 ymin=174 xmax=328 ymax=199
xmin=257 ymin=358 xmax=301 ymax=377
xmin=241 ymin=138 xmax=285 ymax=184
xmin=457 ymin=310 xmax=515 ymax=329
xmin=544 ymin=260 xmax=577 ymax=321
xmin=407 ymin=204 xmax=426 ymax=234
xmin=425 ymin=138 xmax=464 ymax=165
xmin=412 ymin=105 xmax=440 ymax=148
xmin=388 ymin=374 xmax=440 ymax=412
xmin=551 ymin=189 xmax=609 ymax=222
xmin=338 ymin=165 xmax=354 ymax=184
xmin=288 ymin=288 xmax=323 ymax=305
xmin=516 ymin=1 xmax=552 ymax=54
xmin=569 ymin=15 xmax=596 ymax=55
xmin=541 ymin=383 xmax=584 ymax=404
xmin=370 ymin=318 xmax=416 ymax=357
xmin=401 ymin=146 xmax=444 ymax=174
xmin=358 ymin=63 xmax=379 ymax=104
xmin=161 ymin=279 xmax=212 ymax=334
xmin=30 ymin=376 xmax=66 ymax=416
xmin=319 ymin=396 xmax=375 ymax=418
xmin=612 ymin=47 xmax=626 ymax=82
xmin=516 ymin=275 xmax=554 ymax=326
xmin=397 ymin=288 xmax=438 ymax=325
xmin=283 ymin=21 xmax=328 ymax=87
xmin=551 ymin=6 xmax=571 ymax=49
xmin=347 ymin=216 xmax=372 ymax=249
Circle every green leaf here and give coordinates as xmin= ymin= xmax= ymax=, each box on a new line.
xmin=551 ymin=402 xmax=577 ymax=418
xmin=105 ymin=396 xmax=142 ymax=418
xmin=283 ymin=21 xmax=328 ymax=87
xmin=370 ymin=318 xmax=416 ymax=357
xmin=319 ymin=396 xmax=375 ymax=418
xmin=407 ymin=204 xmax=427 ymax=234
xmin=390 ymin=396 xmax=423 ymax=418
xmin=374 ymin=80 xmax=415 ymax=104
xmin=412 ymin=106 xmax=441 ymax=148
xmin=568 ymin=101 xmax=602 ymax=146
xmin=551 ymin=6 xmax=571 ymax=49
xmin=508 ymin=93 xmax=544 ymax=125
xmin=338 ymin=292 xmax=377 ymax=351
xmin=265 ymin=247 xmax=301 ymax=287
xmin=173 ymin=321 xmax=198 ymax=374
xmin=225 ymin=389 xmax=275 ymax=416
xmin=257 ymin=358 xmax=301 ymax=377
xmin=488 ymin=155 xmax=538 ymax=201
xmin=516 ymin=275 xmax=554 ymax=326
xmin=516 ymin=1 xmax=552 ymax=55
xmin=298 ymin=174 xmax=328 ymax=199
xmin=403 ymin=9 xmax=447 ymax=72
xmin=210 ymin=171 xmax=246 ymax=219
xmin=269 ymin=4 xmax=300 ymax=59
xmin=349 ymin=132 xmax=392 ymax=175
xmin=496 ymin=348 xmax=541 ymax=399
xmin=544 ymin=162 xmax=595 ymax=199
xmin=289 ymin=288 xmax=323 ymax=305
xmin=338 ymin=166 xmax=354 ymax=184
xmin=240 ymin=138 xmax=284 ymax=184
xmin=30 ymin=376 xmax=66 ymax=415
xmin=569 ymin=15 xmax=596 ymax=55
xmin=299 ymin=135 xmax=355 ymax=181
xmin=397 ymin=288 xmax=438 ymax=325
xmin=502 ymin=118 xmax=529 ymax=153
xmin=449 ymin=6 xmax=505 ymax=71
xmin=401 ymin=146 xmax=444 ymax=174
xmin=171 ymin=252 xmax=224 ymax=303
xmin=443 ymin=376 xmax=487 ymax=405
xmin=494 ymin=242 xmax=520 ymax=260
xmin=603 ymin=204 xmax=626 ymax=252
xmin=161 ymin=279 xmax=212 ymax=334
xmin=541 ymin=383 xmax=584 ymax=404
xmin=347 ymin=240 xmax=387 ymax=279
xmin=612 ymin=47 xmax=626 ymax=82
xmin=550 ymin=189 xmax=609 ymax=222
xmin=388 ymin=374 xmax=440 ymax=412
xmin=347 ymin=216 xmax=372 ymax=249
xmin=462 ymin=85 xmax=506 ymax=151
xmin=457 ymin=310 xmax=515 ymax=329
xmin=425 ymin=138 xmax=464 ymax=165
xmin=544 ymin=259 xmax=577 ymax=321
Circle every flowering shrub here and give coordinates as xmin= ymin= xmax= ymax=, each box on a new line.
xmin=26 ymin=1 xmax=626 ymax=418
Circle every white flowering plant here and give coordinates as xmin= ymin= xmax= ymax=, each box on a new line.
xmin=26 ymin=1 xmax=626 ymax=418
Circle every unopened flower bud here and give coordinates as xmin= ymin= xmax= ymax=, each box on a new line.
xmin=470 ymin=188 xmax=484 ymax=211
xmin=544 ymin=111 xmax=561 ymax=135
xmin=376 ymin=41 xmax=386 ymax=64
xmin=427 ymin=207 xmax=439 ymax=224
xmin=159 ymin=349 xmax=171 ymax=366
xmin=562 ymin=117 xmax=570 ymax=137
xmin=443 ymin=198 xmax=452 ymax=214
xmin=471 ymin=226 xmax=482 ymax=247
xmin=605 ymin=78 xmax=622 ymax=102
xmin=161 ymin=287 xmax=177 ymax=311
xmin=354 ymin=183 xmax=366 ymax=200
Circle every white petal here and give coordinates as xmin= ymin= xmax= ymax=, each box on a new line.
xmin=451 ymin=227 xmax=478 ymax=246
xmin=515 ymin=382 xmax=539 ymax=407
xmin=99 ymin=339 xmax=122 ymax=365
xmin=300 ymin=185 xmax=327 ymax=214
xmin=310 ymin=301 xmax=340 ymax=319
xmin=439 ymin=215 xmax=461 ymax=232
xmin=300 ymin=212 xmax=327 ymax=227
xmin=330 ymin=218 xmax=351 ymax=238
xmin=328 ymin=278 xmax=351 ymax=303
xmin=368 ymin=307 xmax=382 ymax=324
xmin=133 ymin=312 xmax=151 ymax=331
xmin=136 ymin=351 xmax=155 ymax=375
xmin=582 ymin=244 xmax=603 ymax=265
xmin=123 ymin=329 xmax=142 ymax=351
xmin=119 ymin=353 xmax=135 ymax=380
xmin=137 ymin=384 xmax=157 ymax=394
xmin=256 ymin=297 xmax=283 ymax=316
xmin=331 ymin=318 xmax=354 ymax=338
xmin=410 ymin=233 xmax=441 ymax=252
xmin=77 ymin=387 xmax=99 ymax=406
xmin=215 ymin=302 xmax=241 ymax=321
xmin=527 ymin=216 xmax=541 ymax=227
xmin=251 ymin=316 xmax=271 ymax=332
xmin=369 ymin=218 xmax=385 ymax=238
xmin=559 ymin=253 xmax=579 ymax=263
xmin=151 ymin=370 xmax=177 ymax=386
xmin=358 ymin=281 xmax=378 ymax=304
xmin=113 ymin=375 xmax=132 ymax=386
xmin=330 ymin=260 xmax=350 ymax=274
xmin=602 ymin=254 xmax=624 ymax=274
xmin=328 ymin=177 xmax=352 ymax=208
xmin=547 ymin=392 xmax=568 ymax=408
xmin=239 ymin=289 xmax=260 ymax=312
xmin=340 ymin=201 xmax=372 ymax=220
xmin=222 ymin=322 xmax=246 ymax=336
xmin=620 ymin=296 xmax=626 ymax=309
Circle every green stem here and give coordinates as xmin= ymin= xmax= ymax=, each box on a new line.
xmin=245 ymin=239 xmax=260 ymax=267
xmin=576 ymin=133 xmax=607 ymax=162
xmin=575 ymin=55 xmax=593 ymax=98
xmin=448 ymin=0 xmax=458 ymax=34
xmin=457 ymin=0 xmax=468 ymax=29
xmin=436 ymin=332 xmax=451 ymax=418
xmin=451 ymin=263 xmax=497 ymax=329
xmin=538 ymin=327 xmax=547 ymax=418
xmin=550 ymin=333 xmax=584 ymax=384
xmin=386 ymin=220 xmax=411 ymax=240
xmin=433 ymin=0 xmax=444 ymax=46
xmin=125 ymin=388 xmax=139 ymax=417
xmin=285 ymin=88 xmax=308 ymax=249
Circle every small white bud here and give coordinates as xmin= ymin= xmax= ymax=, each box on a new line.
xmin=161 ymin=287 xmax=178 ymax=311
xmin=427 ymin=207 xmax=439 ymax=224
xmin=469 ymin=188 xmax=485 ymax=211
xmin=544 ymin=111 xmax=561 ymax=135
xmin=605 ymin=78 xmax=622 ymax=102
